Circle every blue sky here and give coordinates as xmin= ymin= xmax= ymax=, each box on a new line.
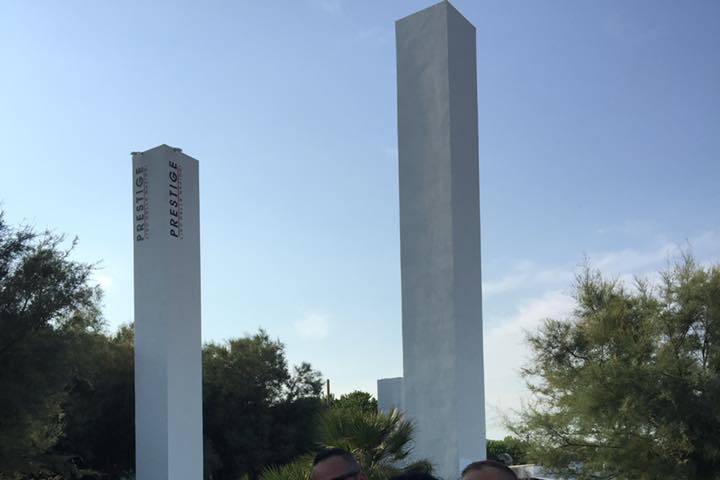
xmin=1 ymin=0 xmax=719 ymax=438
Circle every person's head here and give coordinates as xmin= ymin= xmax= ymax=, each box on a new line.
xmin=461 ymin=460 xmax=518 ymax=480
xmin=312 ymin=448 xmax=367 ymax=480
xmin=389 ymin=472 xmax=440 ymax=480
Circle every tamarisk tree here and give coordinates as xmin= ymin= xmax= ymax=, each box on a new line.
xmin=512 ymin=256 xmax=720 ymax=479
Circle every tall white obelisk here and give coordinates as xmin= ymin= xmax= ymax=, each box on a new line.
xmin=132 ymin=144 xmax=203 ymax=480
xmin=396 ymin=2 xmax=486 ymax=478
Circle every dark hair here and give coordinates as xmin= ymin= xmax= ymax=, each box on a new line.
xmin=389 ymin=473 xmax=440 ymax=480
xmin=313 ymin=447 xmax=359 ymax=467
xmin=461 ymin=460 xmax=518 ymax=479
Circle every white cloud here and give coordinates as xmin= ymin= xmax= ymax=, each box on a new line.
xmin=96 ymin=274 xmax=113 ymax=291
xmin=484 ymin=291 xmax=575 ymax=438
xmin=293 ymin=312 xmax=331 ymax=341
xmin=591 ymin=243 xmax=675 ymax=272
xmin=483 ymin=229 xmax=720 ymax=298
xmin=483 ymin=263 xmax=571 ymax=297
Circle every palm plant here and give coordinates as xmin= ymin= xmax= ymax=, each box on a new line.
xmin=259 ymin=407 xmax=432 ymax=480
xmin=260 ymin=454 xmax=313 ymax=480
xmin=318 ymin=408 xmax=432 ymax=480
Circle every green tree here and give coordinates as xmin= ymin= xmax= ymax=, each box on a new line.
xmin=0 ymin=213 xmax=328 ymax=480
xmin=56 ymin=327 xmax=322 ymax=480
xmin=511 ymin=256 xmax=720 ymax=479
xmin=331 ymin=391 xmax=378 ymax=414
xmin=56 ymin=324 xmax=135 ymax=476
xmin=202 ymin=330 xmax=324 ymax=480
xmin=0 ymin=213 xmax=102 ymax=475
xmin=486 ymin=436 xmax=530 ymax=465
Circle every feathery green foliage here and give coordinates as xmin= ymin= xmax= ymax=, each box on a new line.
xmin=511 ymin=255 xmax=720 ymax=479
xmin=486 ymin=436 xmax=530 ymax=465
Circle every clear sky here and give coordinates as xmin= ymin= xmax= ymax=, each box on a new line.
xmin=1 ymin=0 xmax=719 ymax=439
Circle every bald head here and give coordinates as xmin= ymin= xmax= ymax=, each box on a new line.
xmin=311 ymin=449 xmax=366 ymax=480
xmin=461 ymin=461 xmax=518 ymax=480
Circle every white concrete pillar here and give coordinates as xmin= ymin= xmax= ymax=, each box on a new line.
xmin=377 ymin=377 xmax=404 ymax=414
xmin=132 ymin=144 xmax=203 ymax=480
xmin=396 ymin=2 xmax=486 ymax=478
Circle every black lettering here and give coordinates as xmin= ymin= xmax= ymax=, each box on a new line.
xmin=169 ymin=171 xmax=178 ymax=182
xmin=170 ymin=229 xmax=178 ymax=238
xmin=170 ymin=219 xmax=178 ymax=228
xmin=170 ymin=199 xmax=178 ymax=207
xmin=133 ymin=167 xmax=149 ymax=242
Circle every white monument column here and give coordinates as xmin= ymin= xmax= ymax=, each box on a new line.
xmin=132 ymin=144 xmax=203 ymax=480
xmin=396 ymin=2 xmax=485 ymax=478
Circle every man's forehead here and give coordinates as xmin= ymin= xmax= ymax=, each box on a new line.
xmin=312 ymin=456 xmax=354 ymax=480
xmin=463 ymin=468 xmax=515 ymax=480
xmin=313 ymin=455 xmax=353 ymax=477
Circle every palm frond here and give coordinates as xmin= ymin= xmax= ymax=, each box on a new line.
xmin=260 ymin=455 xmax=314 ymax=480
xmin=318 ymin=407 xmax=433 ymax=480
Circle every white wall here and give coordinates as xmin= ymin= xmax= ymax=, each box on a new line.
xmin=377 ymin=377 xmax=404 ymax=414
xmin=133 ymin=145 xmax=203 ymax=480
xmin=396 ymin=3 xmax=486 ymax=478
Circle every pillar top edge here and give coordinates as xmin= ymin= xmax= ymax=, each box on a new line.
xmin=131 ymin=144 xmax=199 ymax=162
xmin=395 ymin=1 xmax=474 ymax=30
